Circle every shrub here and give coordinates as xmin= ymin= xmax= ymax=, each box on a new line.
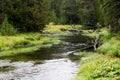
xmin=99 ymin=28 xmax=111 ymax=41
xmin=0 ymin=15 xmax=17 ymax=36
xmin=98 ymin=38 xmax=120 ymax=57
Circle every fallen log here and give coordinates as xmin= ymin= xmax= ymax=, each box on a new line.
xmin=80 ymin=37 xmax=102 ymax=51
xmin=80 ymin=45 xmax=94 ymax=51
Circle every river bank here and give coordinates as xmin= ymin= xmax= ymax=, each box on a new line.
xmin=0 ymin=33 xmax=60 ymax=57
xmin=0 ymin=24 xmax=84 ymax=57
xmin=76 ymin=53 xmax=120 ymax=80
xmin=76 ymin=28 xmax=120 ymax=80
xmin=0 ymin=26 xmax=87 ymax=80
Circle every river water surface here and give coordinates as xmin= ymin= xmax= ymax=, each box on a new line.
xmin=0 ymin=34 xmax=92 ymax=80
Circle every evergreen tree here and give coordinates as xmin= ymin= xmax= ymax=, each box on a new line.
xmin=78 ymin=0 xmax=98 ymax=29
xmin=0 ymin=0 xmax=52 ymax=32
xmin=95 ymin=0 xmax=120 ymax=33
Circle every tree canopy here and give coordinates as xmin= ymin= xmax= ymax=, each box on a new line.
xmin=0 ymin=0 xmax=120 ymax=33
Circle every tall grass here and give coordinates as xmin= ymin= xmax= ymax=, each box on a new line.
xmin=99 ymin=28 xmax=111 ymax=41
xmin=0 ymin=33 xmax=60 ymax=53
xmin=76 ymin=54 xmax=120 ymax=80
xmin=98 ymin=37 xmax=120 ymax=57
xmin=43 ymin=24 xmax=82 ymax=34
xmin=44 ymin=24 xmax=72 ymax=34
xmin=97 ymin=28 xmax=120 ymax=57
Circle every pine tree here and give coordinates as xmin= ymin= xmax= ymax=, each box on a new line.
xmin=0 ymin=0 xmax=52 ymax=32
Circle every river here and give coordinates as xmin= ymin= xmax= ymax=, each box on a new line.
xmin=0 ymin=34 xmax=92 ymax=80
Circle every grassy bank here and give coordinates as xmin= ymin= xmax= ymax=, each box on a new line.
xmin=76 ymin=28 xmax=120 ymax=80
xmin=43 ymin=24 xmax=82 ymax=35
xmin=0 ymin=33 xmax=60 ymax=56
xmin=0 ymin=24 xmax=81 ymax=56
xmin=76 ymin=54 xmax=120 ymax=80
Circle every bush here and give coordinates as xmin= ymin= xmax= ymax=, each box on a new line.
xmin=0 ymin=15 xmax=17 ymax=36
xmin=99 ymin=28 xmax=111 ymax=41
xmin=98 ymin=38 xmax=120 ymax=57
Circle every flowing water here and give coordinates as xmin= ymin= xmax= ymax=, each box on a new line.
xmin=0 ymin=34 xmax=92 ymax=80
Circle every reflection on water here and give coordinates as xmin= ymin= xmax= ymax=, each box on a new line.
xmin=0 ymin=34 xmax=93 ymax=80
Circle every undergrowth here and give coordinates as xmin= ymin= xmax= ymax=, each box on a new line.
xmin=76 ymin=54 xmax=120 ymax=80
xmin=98 ymin=37 xmax=120 ymax=57
xmin=98 ymin=28 xmax=120 ymax=57
xmin=76 ymin=28 xmax=120 ymax=80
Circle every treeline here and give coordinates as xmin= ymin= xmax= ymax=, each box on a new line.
xmin=51 ymin=0 xmax=120 ymax=32
xmin=95 ymin=0 xmax=120 ymax=33
xmin=0 ymin=0 xmax=120 ymax=33
xmin=0 ymin=0 xmax=52 ymax=32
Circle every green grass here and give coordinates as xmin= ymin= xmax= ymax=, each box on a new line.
xmin=82 ymin=28 xmax=111 ymax=39
xmin=1 ymin=24 xmax=82 ymax=56
xmin=76 ymin=28 xmax=120 ymax=80
xmin=0 ymin=46 xmax=40 ymax=56
xmin=95 ymin=28 xmax=120 ymax=57
xmin=81 ymin=29 xmax=100 ymax=38
xmin=98 ymin=37 xmax=120 ymax=57
xmin=76 ymin=54 xmax=120 ymax=80
xmin=81 ymin=28 xmax=120 ymax=57
xmin=82 ymin=32 xmax=99 ymax=38
xmin=0 ymin=33 xmax=60 ymax=56
xmin=0 ymin=44 xmax=54 ymax=57
xmin=43 ymin=24 xmax=82 ymax=35
xmin=0 ymin=33 xmax=42 ymax=51
xmin=99 ymin=28 xmax=111 ymax=41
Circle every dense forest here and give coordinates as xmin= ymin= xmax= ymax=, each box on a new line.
xmin=0 ymin=0 xmax=120 ymax=33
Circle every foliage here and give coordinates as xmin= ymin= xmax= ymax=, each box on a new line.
xmin=96 ymin=28 xmax=120 ymax=57
xmin=99 ymin=28 xmax=111 ymax=41
xmin=50 ymin=0 xmax=81 ymax=24
xmin=0 ymin=33 xmax=60 ymax=52
xmin=95 ymin=0 xmax=120 ymax=33
xmin=0 ymin=0 xmax=52 ymax=32
xmin=43 ymin=24 xmax=73 ymax=34
xmin=76 ymin=54 xmax=120 ymax=80
xmin=43 ymin=24 xmax=82 ymax=35
xmin=98 ymin=37 xmax=120 ymax=57
xmin=82 ymin=29 xmax=99 ymax=38
xmin=78 ymin=0 xmax=98 ymax=29
xmin=0 ymin=15 xmax=17 ymax=35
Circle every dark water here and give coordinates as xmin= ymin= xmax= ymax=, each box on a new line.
xmin=0 ymin=34 xmax=92 ymax=80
